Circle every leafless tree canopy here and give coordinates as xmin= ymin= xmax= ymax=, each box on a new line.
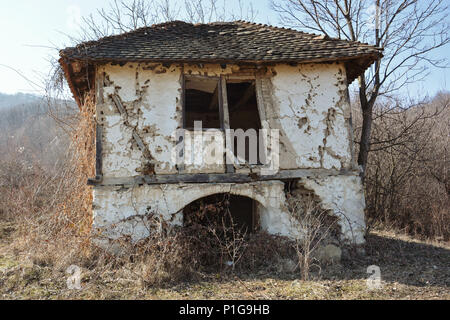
xmin=76 ymin=0 xmax=257 ymax=42
xmin=272 ymin=0 xmax=449 ymax=174
xmin=357 ymin=92 xmax=450 ymax=240
xmin=50 ymin=0 xmax=257 ymax=97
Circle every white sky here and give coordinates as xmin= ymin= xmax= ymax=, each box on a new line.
xmin=0 ymin=0 xmax=448 ymax=96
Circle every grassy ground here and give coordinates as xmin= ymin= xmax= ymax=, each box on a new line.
xmin=0 ymin=221 xmax=448 ymax=300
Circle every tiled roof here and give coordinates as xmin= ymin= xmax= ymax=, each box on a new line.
xmin=60 ymin=21 xmax=382 ymax=65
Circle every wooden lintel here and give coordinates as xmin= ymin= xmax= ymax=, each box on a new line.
xmin=87 ymin=169 xmax=359 ymax=187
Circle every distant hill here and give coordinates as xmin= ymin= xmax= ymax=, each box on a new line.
xmin=0 ymin=92 xmax=76 ymax=170
xmin=0 ymin=92 xmax=43 ymax=109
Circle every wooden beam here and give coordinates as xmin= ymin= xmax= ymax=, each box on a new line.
xmin=178 ymin=72 xmax=186 ymax=173
xmin=95 ymin=124 xmax=103 ymax=181
xmin=208 ymin=84 xmax=219 ymax=110
xmin=219 ymin=76 xmax=230 ymax=130
xmin=131 ymin=131 xmax=148 ymax=154
xmin=181 ymin=73 xmax=186 ymax=129
xmin=255 ymin=76 xmax=268 ymax=124
xmin=87 ymin=169 xmax=359 ymax=186
xmin=219 ymin=75 xmax=235 ymax=173
xmin=110 ymin=94 xmax=126 ymax=114
xmin=110 ymin=93 xmax=149 ymax=156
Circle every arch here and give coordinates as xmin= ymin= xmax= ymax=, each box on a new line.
xmin=182 ymin=193 xmax=262 ymax=232
xmin=92 ymin=180 xmax=301 ymax=244
xmin=166 ymin=182 xmax=275 ymax=216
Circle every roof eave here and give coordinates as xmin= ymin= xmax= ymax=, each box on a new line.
xmin=61 ymin=51 xmax=382 ymax=108
xmin=58 ymin=56 xmax=82 ymax=108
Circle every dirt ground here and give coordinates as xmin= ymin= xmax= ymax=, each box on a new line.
xmin=0 ymin=221 xmax=448 ymax=300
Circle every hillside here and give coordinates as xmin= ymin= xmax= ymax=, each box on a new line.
xmin=0 ymin=92 xmax=43 ymax=109
xmin=0 ymin=92 xmax=75 ymax=170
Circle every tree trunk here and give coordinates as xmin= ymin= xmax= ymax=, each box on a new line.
xmin=357 ymin=75 xmax=374 ymax=181
xmin=358 ymin=104 xmax=373 ymax=179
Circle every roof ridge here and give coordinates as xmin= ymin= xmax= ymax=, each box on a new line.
xmin=60 ymin=19 xmax=383 ymax=71
xmin=61 ymin=20 xmax=382 ymax=56
xmin=234 ymin=20 xmax=312 ymax=34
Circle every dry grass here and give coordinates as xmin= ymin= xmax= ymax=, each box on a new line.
xmin=1 ymin=219 xmax=448 ymax=299
xmin=285 ymin=192 xmax=340 ymax=280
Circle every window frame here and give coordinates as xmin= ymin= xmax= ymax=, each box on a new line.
xmin=182 ymin=74 xmax=223 ymax=131
xmin=181 ymin=73 xmax=264 ymax=173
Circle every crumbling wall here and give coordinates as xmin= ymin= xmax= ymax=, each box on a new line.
xmin=267 ymin=63 xmax=354 ymax=170
xmin=92 ymin=180 xmax=299 ymax=245
xmin=96 ymin=62 xmax=354 ymax=175
xmin=92 ymin=61 xmax=365 ymax=245
xmin=92 ymin=175 xmax=366 ymax=245
xmin=97 ymin=63 xmax=182 ymax=176
xmin=298 ymin=175 xmax=367 ymax=244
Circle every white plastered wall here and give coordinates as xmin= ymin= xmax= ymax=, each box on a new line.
xmin=92 ymin=62 xmax=366 ymax=245
xmin=299 ymin=175 xmax=367 ymax=244
xmin=267 ymin=63 xmax=353 ymax=170
xmin=92 ymin=180 xmax=300 ymax=243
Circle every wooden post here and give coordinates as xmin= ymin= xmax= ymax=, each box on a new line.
xmin=95 ymin=123 xmax=103 ymax=182
xmin=220 ymin=75 xmax=235 ymax=173
xmin=255 ymin=76 xmax=268 ymax=125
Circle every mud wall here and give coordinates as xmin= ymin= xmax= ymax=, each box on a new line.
xmin=92 ymin=62 xmax=365 ymax=245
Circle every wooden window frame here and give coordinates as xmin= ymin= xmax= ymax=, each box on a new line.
xmin=182 ymin=74 xmax=224 ymax=131
xmin=182 ymin=74 xmax=260 ymax=131
xmin=181 ymin=73 xmax=265 ymax=173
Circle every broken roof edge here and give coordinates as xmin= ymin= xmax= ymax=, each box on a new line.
xmin=59 ymin=56 xmax=97 ymax=109
xmin=59 ymin=57 xmax=81 ymax=107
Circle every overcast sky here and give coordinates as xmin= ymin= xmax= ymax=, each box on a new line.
xmin=0 ymin=0 xmax=448 ymax=97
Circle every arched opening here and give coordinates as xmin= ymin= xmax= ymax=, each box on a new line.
xmin=182 ymin=193 xmax=258 ymax=233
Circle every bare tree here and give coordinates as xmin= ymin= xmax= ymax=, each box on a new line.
xmin=271 ymin=0 xmax=449 ymax=177
xmin=52 ymin=0 xmax=257 ymax=96
xmin=286 ymin=193 xmax=338 ymax=280
xmin=75 ymin=0 xmax=257 ymax=42
xmin=359 ymin=92 xmax=450 ymax=239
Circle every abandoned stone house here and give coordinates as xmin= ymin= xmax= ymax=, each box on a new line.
xmin=59 ymin=21 xmax=382 ymax=246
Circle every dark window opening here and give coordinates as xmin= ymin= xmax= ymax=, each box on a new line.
xmin=226 ymin=81 xmax=265 ymax=164
xmin=184 ymin=77 xmax=221 ymax=129
xmin=183 ymin=193 xmax=257 ymax=233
